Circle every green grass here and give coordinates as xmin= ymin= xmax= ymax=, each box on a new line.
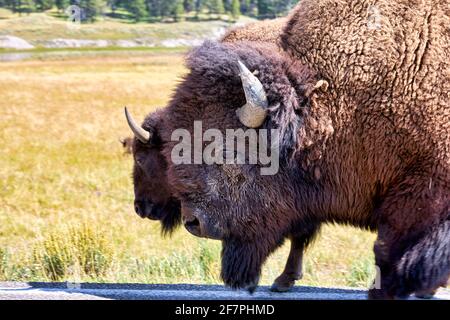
xmin=0 ymin=51 xmax=378 ymax=288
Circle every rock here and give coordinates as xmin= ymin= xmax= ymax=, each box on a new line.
xmin=160 ymin=38 xmax=204 ymax=48
xmin=0 ymin=36 xmax=34 ymax=50
xmin=115 ymin=40 xmax=141 ymax=48
xmin=42 ymin=39 xmax=110 ymax=48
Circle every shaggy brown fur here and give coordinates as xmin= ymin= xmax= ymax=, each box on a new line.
xmin=221 ymin=18 xmax=286 ymax=45
xmin=158 ymin=40 xmax=329 ymax=293
xmin=280 ymin=0 xmax=450 ymax=299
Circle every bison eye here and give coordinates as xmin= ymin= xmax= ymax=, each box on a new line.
xmin=135 ymin=154 xmax=146 ymax=167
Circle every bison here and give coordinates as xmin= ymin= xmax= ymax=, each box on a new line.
xmin=125 ymin=0 xmax=449 ymax=299
xmin=125 ymin=109 xmax=181 ymax=235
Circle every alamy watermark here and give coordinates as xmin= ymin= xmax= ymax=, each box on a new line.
xmin=171 ymin=121 xmax=280 ymax=176
xmin=65 ymin=4 xmax=81 ymax=26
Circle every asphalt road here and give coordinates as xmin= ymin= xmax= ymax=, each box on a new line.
xmin=0 ymin=282 xmax=449 ymax=300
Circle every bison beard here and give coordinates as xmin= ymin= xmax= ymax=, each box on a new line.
xmin=221 ymin=238 xmax=279 ymax=292
xmin=160 ymin=199 xmax=182 ymax=236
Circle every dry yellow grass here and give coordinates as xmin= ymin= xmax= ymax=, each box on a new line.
xmin=0 ymin=51 xmax=377 ymax=288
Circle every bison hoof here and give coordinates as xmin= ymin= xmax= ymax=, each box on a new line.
xmin=245 ymin=283 xmax=258 ymax=294
xmin=270 ymin=274 xmax=300 ymax=292
xmin=368 ymin=288 xmax=394 ymax=300
xmin=415 ymin=291 xmax=436 ymax=299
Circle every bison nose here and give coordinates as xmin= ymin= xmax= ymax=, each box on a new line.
xmin=134 ymin=200 xmax=154 ymax=219
xmin=182 ymin=208 xmax=223 ymax=240
xmin=183 ymin=214 xmax=202 ymax=237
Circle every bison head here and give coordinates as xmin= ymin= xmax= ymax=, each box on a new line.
xmin=125 ymin=109 xmax=182 ymax=235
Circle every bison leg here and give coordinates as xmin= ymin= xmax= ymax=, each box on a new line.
xmin=370 ymin=221 xmax=449 ymax=300
xmin=369 ymin=175 xmax=449 ymax=299
xmin=271 ymin=225 xmax=321 ymax=292
xmin=270 ymin=236 xmax=305 ymax=292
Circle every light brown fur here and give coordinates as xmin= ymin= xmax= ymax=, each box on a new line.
xmin=222 ymin=18 xmax=287 ymax=45
xmin=281 ymin=0 xmax=450 ymax=298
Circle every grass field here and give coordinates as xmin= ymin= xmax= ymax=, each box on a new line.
xmin=0 ymin=50 xmax=378 ymax=288
xmin=0 ymin=9 xmax=254 ymax=44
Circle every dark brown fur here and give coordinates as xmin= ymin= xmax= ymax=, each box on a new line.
xmin=132 ymin=109 xmax=181 ymax=235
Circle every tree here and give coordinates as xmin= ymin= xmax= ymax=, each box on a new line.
xmin=20 ymin=0 xmax=36 ymax=14
xmin=125 ymin=0 xmax=147 ymax=21
xmin=223 ymin=0 xmax=230 ymax=12
xmin=230 ymin=0 xmax=239 ymax=19
xmin=145 ymin=0 xmax=159 ymax=17
xmin=183 ymin=0 xmax=194 ymax=13
xmin=241 ymin=0 xmax=258 ymax=16
xmin=173 ymin=0 xmax=184 ymax=21
xmin=208 ymin=0 xmax=224 ymax=15
xmin=159 ymin=0 xmax=176 ymax=18
xmin=55 ymin=0 xmax=69 ymax=12
xmin=35 ymin=0 xmax=55 ymax=11
xmin=257 ymin=0 xmax=275 ymax=18
xmin=79 ymin=0 xmax=105 ymax=22
xmin=2 ymin=0 xmax=18 ymax=12
xmin=275 ymin=0 xmax=293 ymax=15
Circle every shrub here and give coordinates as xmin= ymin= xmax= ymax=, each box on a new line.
xmin=33 ymin=224 xmax=114 ymax=281
xmin=0 ymin=247 xmax=7 ymax=279
xmin=69 ymin=224 xmax=113 ymax=277
xmin=34 ymin=233 xmax=72 ymax=280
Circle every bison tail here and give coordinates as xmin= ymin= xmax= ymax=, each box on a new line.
xmin=394 ymin=220 xmax=450 ymax=298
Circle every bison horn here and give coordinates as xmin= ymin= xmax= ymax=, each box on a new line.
xmin=124 ymin=107 xmax=151 ymax=143
xmin=236 ymin=60 xmax=269 ymax=128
